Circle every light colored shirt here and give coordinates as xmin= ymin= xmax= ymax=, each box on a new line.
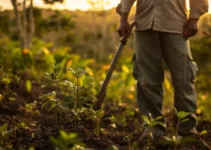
xmin=120 ymin=0 xmax=208 ymax=33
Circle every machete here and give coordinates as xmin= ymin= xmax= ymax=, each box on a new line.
xmin=93 ymin=21 xmax=136 ymax=110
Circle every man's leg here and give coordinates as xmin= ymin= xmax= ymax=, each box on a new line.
xmin=160 ymin=32 xmax=198 ymax=136
xmin=133 ymin=30 xmax=166 ymax=135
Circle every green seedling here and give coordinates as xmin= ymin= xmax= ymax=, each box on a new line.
xmin=40 ymin=63 xmax=69 ymax=123
xmin=0 ymin=123 xmax=13 ymax=147
xmin=141 ymin=113 xmax=165 ymax=150
xmin=50 ymin=130 xmax=86 ymax=150
xmin=162 ymin=108 xmax=195 ymax=150
xmin=66 ymin=67 xmax=94 ymax=112
xmin=124 ymin=136 xmax=132 ymax=150
xmin=84 ymin=108 xmax=104 ymax=135
xmin=40 ymin=63 xmax=98 ymax=125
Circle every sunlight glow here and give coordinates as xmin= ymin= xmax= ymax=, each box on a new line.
xmin=0 ymin=0 xmax=210 ymax=12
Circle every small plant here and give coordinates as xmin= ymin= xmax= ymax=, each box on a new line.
xmin=124 ymin=136 xmax=132 ymax=150
xmin=84 ymin=108 xmax=104 ymax=135
xmin=141 ymin=113 xmax=165 ymax=150
xmin=141 ymin=113 xmax=165 ymax=139
xmin=40 ymin=63 xmax=99 ymax=125
xmin=0 ymin=123 xmax=13 ymax=147
xmin=50 ymin=130 xmax=87 ymax=150
xmin=162 ymin=108 xmax=195 ymax=149
xmin=40 ymin=63 xmax=69 ymax=123
xmin=66 ymin=67 xmax=94 ymax=112
xmin=0 ymin=65 xmax=18 ymax=102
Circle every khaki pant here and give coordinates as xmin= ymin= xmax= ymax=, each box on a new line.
xmin=133 ymin=30 xmax=198 ymax=135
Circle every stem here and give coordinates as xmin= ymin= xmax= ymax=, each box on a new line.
xmin=174 ymin=118 xmax=180 ymax=150
xmin=175 ymin=119 xmax=180 ymax=139
xmin=56 ymin=79 xmax=59 ymax=106
xmin=76 ymin=77 xmax=79 ymax=112
xmin=124 ymin=136 xmax=131 ymax=150
xmin=96 ymin=120 xmax=100 ymax=136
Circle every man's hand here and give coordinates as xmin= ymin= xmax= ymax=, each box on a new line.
xmin=117 ymin=13 xmax=130 ymax=38
xmin=183 ymin=19 xmax=199 ymax=40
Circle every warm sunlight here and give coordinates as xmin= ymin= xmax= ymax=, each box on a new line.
xmin=0 ymin=0 xmax=210 ymax=12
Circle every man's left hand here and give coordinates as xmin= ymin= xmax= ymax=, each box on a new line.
xmin=183 ymin=19 xmax=199 ymax=40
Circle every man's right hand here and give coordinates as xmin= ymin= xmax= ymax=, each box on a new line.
xmin=117 ymin=13 xmax=130 ymax=38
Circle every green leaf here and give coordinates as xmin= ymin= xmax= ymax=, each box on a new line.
xmin=41 ymin=100 xmax=52 ymax=109
xmin=122 ymin=65 xmax=130 ymax=73
xmin=141 ymin=115 xmax=150 ymax=125
xmin=80 ymin=75 xmax=94 ymax=87
xmin=39 ymin=91 xmax=56 ymax=99
xmin=151 ymin=121 xmax=165 ymax=127
xmin=67 ymin=67 xmax=77 ymax=76
xmin=50 ymin=136 xmax=67 ymax=149
xmin=78 ymin=71 xmax=87 ymax=78
xmin=180 ymin=136 xmax=195 ymax=144
xmin=0 ymin=123 xmax=8 ymax=133
xmin=25 ymin=80 xmax=32 ymax=92
xmin=200 ymin=130 xmax=208 ymax=135
xmin=163 ymin=136 xmax=174 ymax=142
xmin=85 ymin=108 xmax=96 ymax=115
xmin=96 ymin=109 xmax=104 ymax=119
xmin=41 ymin=83 xmax=53 ymax=88
xmin=53 ymin=63 xmax=62 ymax=75
xmin=49 ymin=98 xmax=57 ymax=102
xmin=86 ymin=116 xmax=97 ymax=122
xmin=107 ymin=145 xmax=119 ymax=150
xmin=29 ymin=147 xmax=35 ymax=150
xmin=181 ymin=118 xmax=189 ymax=123
xmin=178 ymin=111 xmax=190 ymax=119
xmin=45 ymin=72 xmax=51 ymax=77
xmin=154 ymin=116 xmax=163 ymax=121
xmin=60 ymin=130 xmax=68 ymax=140
xmin=50 ymin=102 xmax=58 ymax=110
xmin=68 ymin=133 xmax=78 ymax=140
xmin=2 ymin=129 xmax=13 ymax=138
xmin=64 ymin=80 xmax=76 ymax=89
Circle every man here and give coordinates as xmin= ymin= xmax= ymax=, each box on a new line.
xmin=117 ymin=0 xmax=210 ymax=148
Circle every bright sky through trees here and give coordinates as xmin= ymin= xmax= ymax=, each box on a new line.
xmin=0 ymin=0 xmax=210 ymax=12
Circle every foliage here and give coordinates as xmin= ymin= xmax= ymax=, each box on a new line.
xmin=50 ymin=130 xmax=86 ymax=150
xmin=0 ymin=124 xmax=13 ymax=147
xmin=140 ymin=113 xmax=165 ymax=149
xmin=161 ymin=108 xmax=194 ymax=149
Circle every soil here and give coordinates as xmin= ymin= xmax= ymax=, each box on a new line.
xmin=1 ymin=80 xmax=211 ymax=150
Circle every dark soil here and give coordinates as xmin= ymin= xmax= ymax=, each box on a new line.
xmin=1 ymin=79 xmax=211 ymax=150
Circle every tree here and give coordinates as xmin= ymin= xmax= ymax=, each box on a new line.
xmin=11 ymin=0 xmax=64 ymax=51
xmin=11 ymin=0 xmax=34 ymax=51
xmin=87 ymin=0 xmax=111 ymax=60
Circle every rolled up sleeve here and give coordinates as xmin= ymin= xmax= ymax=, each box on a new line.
xmin=120 ymin=0 xmax=136 ymax=13
xmin=189 ymin=0 xmax=208 ymax=19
